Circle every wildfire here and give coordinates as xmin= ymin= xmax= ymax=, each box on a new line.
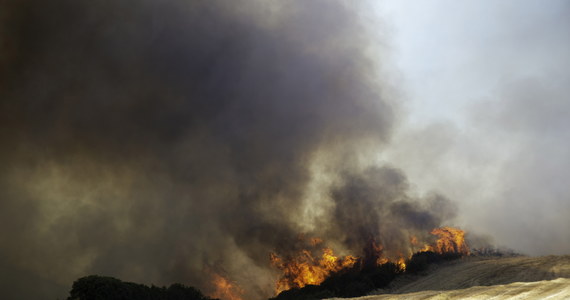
xmin=270 ymin=247 xmax=357 ymax=294
xmin=209 ymin=272 xmax=244 ymax=300
xmin=430 ymin=227 xmax=470 ymax=255
xmin=270 ymin=226 xmax=470 ymax=296
xmin=396 ymin=256 xmax=406 ymax=271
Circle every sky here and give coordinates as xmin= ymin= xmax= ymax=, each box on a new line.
xmin=372 ymin=0 xmax=570 ymax=255
xmin=0 ymin=1 xmax=569 ymax=300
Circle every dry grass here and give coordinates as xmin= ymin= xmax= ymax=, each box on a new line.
xmin=329 ymin=255 xmax=570 ymax=300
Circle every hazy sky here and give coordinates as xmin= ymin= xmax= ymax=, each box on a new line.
xmin=372 ymin=0 xmax=570 ymax=255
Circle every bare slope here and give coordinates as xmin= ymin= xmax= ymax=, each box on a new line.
xmin=332 ymin=278 xmax=570 ymax=300
xmin=330 ymin=255 xmax=570 ymax=300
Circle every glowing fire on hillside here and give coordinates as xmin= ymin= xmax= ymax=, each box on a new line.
xmin=209 ymin=272 xmax=244 ymax=300
xmin=269 ymin=227 xmax=469 ymax=294
xmin=430 ymin=227 xmax=470 ymax=255
xmin=207 ymin=227 xmax=469 ymax=299
xmin=270 ymin=248 xmax=358 ymax=294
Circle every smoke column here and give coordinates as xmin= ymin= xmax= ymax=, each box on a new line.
xmin=0 ymin=1 xmax=457 ymax=299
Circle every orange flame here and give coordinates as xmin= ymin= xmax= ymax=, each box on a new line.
xmin=396 ymin=256 xmax=406 ymax=271
xmin=209 ymin=272 xmax=244 ymax=300
xmin=377 ymin=257 xmax=389 ymax=265
xmin=430 ymin=227 xmax=470 ymax=255
xmin=270 ymin=247 xmax=357 ymax=294
xmin=271 ymin=227 xmax=469 ymax=296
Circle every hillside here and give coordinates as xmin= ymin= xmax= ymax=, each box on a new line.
xmin=329 ymin=255 xmax=570 ymax=300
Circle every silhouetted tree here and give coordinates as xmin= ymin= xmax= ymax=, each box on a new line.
xmin=67 ymin=275 xmax=214 ymax=300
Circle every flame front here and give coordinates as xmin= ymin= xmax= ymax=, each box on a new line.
xmin=270 ymin=248 xmax=357 ymax=294
xmin=209 ymin=273 xmax=244 ymax=300
xmin=271 ymin=227 xmax=470 ymax=296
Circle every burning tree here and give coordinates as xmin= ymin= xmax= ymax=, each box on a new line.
xmin=269 ymin=226 xmax=470 ymax=297
xmin=270 ymin=248 xmax=357 ymax=294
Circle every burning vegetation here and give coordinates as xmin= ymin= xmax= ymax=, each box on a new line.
xmin=431 ymin=227 xmax=470 ymax=255
xmin=64 ymin=228 xmax=472 ymax=300
xmin=266 ymin=226 xmax=470 ymax=299
xmin=209 ymin=272 xmax=245 ymax=300
xmin=270 ymin=248 xmax=357 ymax=294
xmin=198 ymin=226 xmax=471 ymax=300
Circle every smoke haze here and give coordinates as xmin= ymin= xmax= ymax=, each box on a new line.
xmin=375 ymin=0 xmax=570 ymax=256
xmin=0 ymin=1 xmax=435 ymax=299
xmin=1 ymin=1 xmax=568 ymax=299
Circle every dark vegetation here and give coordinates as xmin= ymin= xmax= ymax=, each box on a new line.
xmin=270 ymin=251 xmax=464 ymax=300
xmin=66 ymin=275 xmax=215 ymax=300
xmin=66 ymin=252 xmax=466 ymax=300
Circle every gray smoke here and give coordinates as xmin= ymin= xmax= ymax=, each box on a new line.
xmin=376 ymin=0 xmax=570 ymax=257
xmin=0 ymin=1 xmax=457 ymax=299
xmin=322 ymin=167 xmax=457 ymax=264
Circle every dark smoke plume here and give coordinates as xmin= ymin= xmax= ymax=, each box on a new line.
xmin=324 ymin=167 xmax=457 ymax=265
xmin=0 ymin=1 xmax=456 ymax=299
